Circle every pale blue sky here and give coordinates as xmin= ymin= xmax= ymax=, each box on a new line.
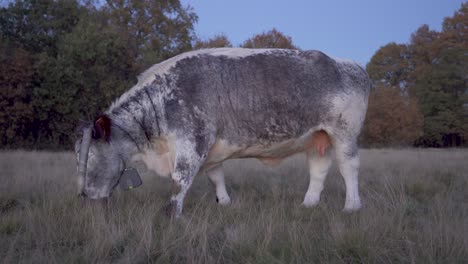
xmin=181 ymin=0 xmax=465 ymax=65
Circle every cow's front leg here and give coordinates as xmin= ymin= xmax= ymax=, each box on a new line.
xmin=168 ymin=174 xmax=194 ymax=218
xmin=166 ymin=138 xmax=209 ymax=218
xmin=167 ymin=158 xmax=200 ymax=218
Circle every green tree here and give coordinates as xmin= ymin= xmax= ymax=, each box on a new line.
xmin=0 ymin=0 xmax=85 ymax=148
xmin=411 ymin=4 xmax=467 ymax=146
xmin=0 ymin=0 xmax=83 ymax=55
xmin=365 ymin=3 xmax=468 ymax=147
xmin=34 ymin=11 xmax=138 ymax=147
xmin=414 ymin=47 xmax=467 ymax=147
xmin=1 ymin=0 xmax=198 ymax=149
xmin=241 ymin=28 xmax=298 ymax=49
xmin=104 ymin=0 xmax=198 ymax=69
xmin=0 ymin=39 xmax=35 ymax=147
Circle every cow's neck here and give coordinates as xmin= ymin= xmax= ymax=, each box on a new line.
xmin=107 ymin=90 xmax=165 ymax=162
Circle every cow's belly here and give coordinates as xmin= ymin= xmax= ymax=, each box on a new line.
xmin=137 ymin=130 xmax=331 ymax=175
xmin=205 ymin=129 xmax=330 ymax=168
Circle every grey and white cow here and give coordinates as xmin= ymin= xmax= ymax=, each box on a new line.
xmin=76 ymin=48 xmax=370 ymax=217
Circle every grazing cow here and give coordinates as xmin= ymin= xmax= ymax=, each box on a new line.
xmin=75 ymin=48 xmax=370 ymax=218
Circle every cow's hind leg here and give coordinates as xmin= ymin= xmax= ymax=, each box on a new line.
xmin=334 ymin=139 xmax=361 ymax=211
xmin=207 ymin=164 xmax=231 ymax=205
xmin=302 ymin=149 xmax=332 ymax=207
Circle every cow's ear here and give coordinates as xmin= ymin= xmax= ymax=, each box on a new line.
xmin=93 ymin=115 xmax=111 ymax=141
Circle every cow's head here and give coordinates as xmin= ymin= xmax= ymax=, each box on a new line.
xmin=75 ymin=115 xmax=123 ymax=199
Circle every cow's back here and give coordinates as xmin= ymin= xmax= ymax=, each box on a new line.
xmin=163 ymin=49 xmax=368 ymax=145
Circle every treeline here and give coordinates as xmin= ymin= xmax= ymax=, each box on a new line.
xmin=0 ymin=0 xmax=295 ymax=150
xmin=362 ymin=3 xmax=467 ymax=147
xmin=0 ymin=0 xmax=466 ymax=149
xmin=0 ymin=0 xmax=199 ymax=149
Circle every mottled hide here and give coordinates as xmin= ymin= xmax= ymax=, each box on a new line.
xmin=75 ymin=48 xmax=370 ymax=217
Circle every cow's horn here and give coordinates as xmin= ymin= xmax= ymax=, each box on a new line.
xmin=78 ymin=127 xmax=92 ymax=190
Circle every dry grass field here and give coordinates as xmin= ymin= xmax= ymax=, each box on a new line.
xmin=0 ymin=149 xmax=467 ymax=263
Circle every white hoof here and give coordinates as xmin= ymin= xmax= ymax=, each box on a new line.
xmin=301 ymin=192 xmax=320 ymax=208
xmin=343 ymin=199 xmax=361 ymax=212
xmin=216 ymin=195 xmax=231 ymax=205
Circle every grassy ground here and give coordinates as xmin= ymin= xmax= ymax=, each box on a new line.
xmin=0 ymin=149 xmax=467 ymax=263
